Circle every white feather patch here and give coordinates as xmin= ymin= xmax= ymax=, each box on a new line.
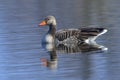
xmin=45 ymin=34 xmax=54 ymax=43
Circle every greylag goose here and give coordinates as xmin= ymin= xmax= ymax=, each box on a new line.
xmin=39 ymin=16 xmax=107 ymax=44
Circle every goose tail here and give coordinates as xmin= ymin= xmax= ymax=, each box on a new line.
xmin=80 ymin=28 xmax=108 ymax=43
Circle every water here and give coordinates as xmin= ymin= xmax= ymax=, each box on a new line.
xmin=0 ymin=0 xmax=120 ymax=80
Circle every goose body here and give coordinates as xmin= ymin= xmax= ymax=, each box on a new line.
xmin=39 ymin=16 xmax=107 ymax=44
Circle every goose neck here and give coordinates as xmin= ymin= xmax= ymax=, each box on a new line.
xmin=48 ymin=25 xmax=56 ymax=35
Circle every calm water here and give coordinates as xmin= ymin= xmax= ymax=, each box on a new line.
xmin=0 ymin=0 xmax=120 ymax=80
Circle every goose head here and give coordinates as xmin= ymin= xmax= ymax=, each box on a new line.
xmin=39 ymin=16 xmax=57 ymax=26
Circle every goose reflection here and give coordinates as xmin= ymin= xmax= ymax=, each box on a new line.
xmin=56 ymin=42 xmax=108 ymax=53
xmin=40 ymin=42 xmax=107 ymax=69
xmin=42 ymin=41 xmax=107 ymax=53
xmin=40 ymin=43 xmax=58 ymax=70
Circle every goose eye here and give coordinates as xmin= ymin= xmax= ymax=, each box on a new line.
xmin=47 ymin=18 xmax=50 ymax=21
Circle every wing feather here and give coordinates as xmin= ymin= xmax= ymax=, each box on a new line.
xmin=55 ymin=29 xmax=80 ymax=41
xmin=55 ymin=28 xmax=107 ymax=41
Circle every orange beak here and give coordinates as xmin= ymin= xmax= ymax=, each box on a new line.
xmin=39 ymin=20 xmax=47 ymax=26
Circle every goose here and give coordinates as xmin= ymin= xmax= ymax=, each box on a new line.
xmin=39 ymin=15 xmax=107 ymax=44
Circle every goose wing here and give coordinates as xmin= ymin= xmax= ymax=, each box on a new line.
xmin=55 ymin=28 xmax=107 ymax=42
xmin=55 ymin=29 xmax=81 ymax=41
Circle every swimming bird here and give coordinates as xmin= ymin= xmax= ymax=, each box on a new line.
xmin=39 ymin=15 xmax=107 ymax=44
